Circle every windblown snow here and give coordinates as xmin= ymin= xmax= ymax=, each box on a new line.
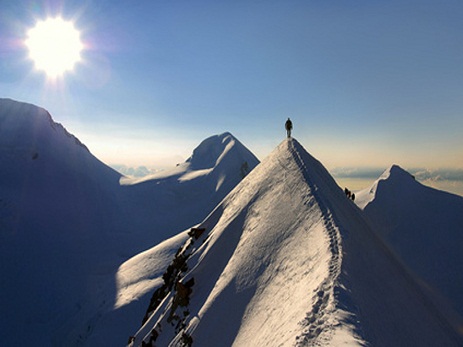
xmin=130 ymin=139 xmax=462 ymax=346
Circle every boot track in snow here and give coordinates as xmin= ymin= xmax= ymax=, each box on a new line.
xmin=287 ymin=139 xmax=346 ymax=345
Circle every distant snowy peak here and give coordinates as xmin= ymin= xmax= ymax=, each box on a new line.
xmin=123 ymin=132 xmax=259 ymax=187
xmin=186 ymin=132 xmax=258 ymax=171
xmin=379 ymin=164 xmax=416 ymax=182
xmin=355 ymin=164 xmax=417 ymax=209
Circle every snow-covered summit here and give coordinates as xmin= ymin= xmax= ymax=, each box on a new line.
xmin=0 ymin=98 xmax=88 ymax=151
xmin=379 ymin=163 xmax=416 ymax=181
xmin=185 ymin=132 xmax=259 ymax=194
xmin=118 ymin=132 xmax=260 ymax=242
xmin=355 ymin=164 xmax=418 ymax=209
xmin=0 ymin=98 xmax=120 ymax=186
xmin=131 ymin=138 xmax=461 ymax=346
xmin=186 ymin=132 xmax=239 ymax=169
xmin=122 ymin=132 xmax=258 ymax=185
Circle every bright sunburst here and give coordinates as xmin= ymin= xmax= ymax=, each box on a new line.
xmin=25 ymin=17 xmax=83 ymax=78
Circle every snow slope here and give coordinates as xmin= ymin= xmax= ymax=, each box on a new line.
xmin=79 ymin=230 xmax=191 ymax=347
xmin=82 ymin=133 xmax=259 ymax=346
xmin=118 ymin=132 xmax=259 ymax=248
xmin=131 ymin=139 xmax=462 ymax=346
xmin=356 ymin=165 xmax=463 ymax=329
xmin=0 ymin=98 xmax=124 ymax=345
xmin=0 ymin=98 xmax=258 ymax=346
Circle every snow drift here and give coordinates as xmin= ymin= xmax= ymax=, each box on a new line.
xmin=131 ymin=139 xmax=462 ymax=346
xmin=356 ymin=165 xmax=463 ymax=330
xmin=0 ymin=98 xmax=258 ymax=346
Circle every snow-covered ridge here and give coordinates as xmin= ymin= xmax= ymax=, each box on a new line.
xmin=130 ymin=138 xmax=348 ymax=346
xmin=130 ymin=138 xmax=462 ymax=346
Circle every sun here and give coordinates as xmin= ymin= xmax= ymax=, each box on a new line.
xmin=25 ymin=17 xmax=83 ymax=78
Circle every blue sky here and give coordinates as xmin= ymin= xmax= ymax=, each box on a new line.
xmin=1 ymin=0 xmax=462 ymax=174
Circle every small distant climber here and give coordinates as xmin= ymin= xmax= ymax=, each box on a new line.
xmin=285 ymin=118 xmax=293 ymax=138
xmin=345 ymin=187 xmax=355 ymax=201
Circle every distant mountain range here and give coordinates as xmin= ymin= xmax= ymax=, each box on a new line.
xmin=0 ymin=99 xmax=461 ymax=346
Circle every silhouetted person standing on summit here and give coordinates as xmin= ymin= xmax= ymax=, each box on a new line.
xmin=285 ymin=118 xmax=293 ymax=138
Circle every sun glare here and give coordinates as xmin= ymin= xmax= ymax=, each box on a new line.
xmin=25 ymin=17 xmax=83 ymax=78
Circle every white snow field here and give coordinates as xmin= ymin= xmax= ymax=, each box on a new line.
xmin=356 ymin=165 xmax=463 ymax=333
xmin=0 ymin=99 xmax=258 ymax=346
xmin=130 ymin=139 xmax=462 ymax=347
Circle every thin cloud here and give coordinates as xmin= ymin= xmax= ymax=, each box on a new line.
xmin=410 ymin=168 xmax=463 ymax=182
xmin=330 ymin=167 xmax=385 ymax=180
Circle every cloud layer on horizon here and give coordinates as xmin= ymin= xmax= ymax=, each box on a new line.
xmin=111 ymin=164 xmax=158 ymax=178
xmin=331 ymin=167 xmax=463 ymax=183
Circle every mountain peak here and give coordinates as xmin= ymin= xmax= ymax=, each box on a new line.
xmin=131 ymin=136 xmax=460 ymax=346
xmin=381 ymin=164 xmax=415 ymax=182
xmin=186 ymin=132 xmax=240 ymax=170
xmin=0 ymin=98 xmax=89 ymax=152
xmin=355 ymin=164 xmax=417 ymax=209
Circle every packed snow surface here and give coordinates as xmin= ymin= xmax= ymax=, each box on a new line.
xmin=131 ymin=139 xmax=462 ymax=346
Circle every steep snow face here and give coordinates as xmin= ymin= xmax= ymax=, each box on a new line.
xmin=356 ymin=164 xmax=463 ymax=326
xmin=80 ymin=230 xmax=191 ymax=347
xmin=132 ymin=139 xmax=461 ymax=347
xmin=0 ymin=98 xmax=122 ymax=240
xmin=0 ymin=99 xmax=260 ymax=346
